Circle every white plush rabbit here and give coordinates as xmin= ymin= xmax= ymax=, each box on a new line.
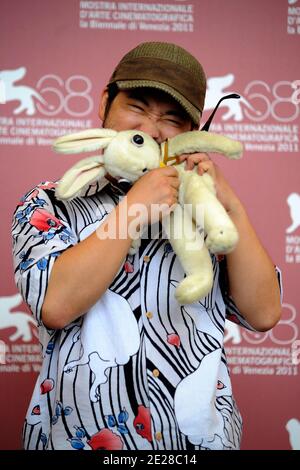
xmin=53 ymin=129 xmax=243 ymax=304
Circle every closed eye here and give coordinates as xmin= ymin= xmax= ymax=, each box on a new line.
xmin=132 ymin=104 xmax=144 ymax=110
xmin=128 ymin=102 xmax=145 ymax=113
xmin=163 ymin=117 xmax=185 ymax=127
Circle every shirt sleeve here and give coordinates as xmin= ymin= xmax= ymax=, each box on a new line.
xmin=12 ymin=183 xmax=78 ymax=330
xmin=218 ymin=256 xmax=283 ymax=331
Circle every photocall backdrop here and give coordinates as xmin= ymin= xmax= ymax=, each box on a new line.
xmin=1 ymin=0 xmax=299 ymax=450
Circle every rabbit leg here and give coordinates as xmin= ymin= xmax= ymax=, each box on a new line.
xmin=181 ymin=171 xmax=239 ymax=254
xmin=162 ymin=204 xmax=214 ymax=304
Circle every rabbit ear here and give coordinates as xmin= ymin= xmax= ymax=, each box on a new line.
xmin=53 ymin=128 xmax=117 ymax=154
xmin=56 ymin=155 xmax=106 ymax=200
xmin=166 ymin=131 xmax=243 ymax=160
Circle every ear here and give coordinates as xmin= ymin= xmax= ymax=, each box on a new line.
xmin=55 ymin=155 xmax=106 ymax=200
xmin=53 ymin=128 xmax=117 ymax=154
xmin=167 ymin=131 xmax=243 ymax=160
xmin=15 ymin=67 xmax=26 ymax=81
xmin=98 ymin=88 xmax=109 ymax=121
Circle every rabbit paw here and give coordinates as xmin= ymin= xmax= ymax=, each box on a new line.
xmin=175 ymin=274 xmax=213 ymax=305
xmin=129 ymin=238 xmax=141 ymax=255
xmin=205 ymin=227 xmax=238 ymax=254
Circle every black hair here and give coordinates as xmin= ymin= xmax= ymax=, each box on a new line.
xmin=103 ymin=83 xmax=119 ymax=123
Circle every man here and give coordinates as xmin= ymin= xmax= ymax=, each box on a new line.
xmin=12 ymin=42 xmax=281 ymax=450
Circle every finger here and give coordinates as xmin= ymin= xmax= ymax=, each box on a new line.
xmin=194 ymin=152 xmax=211 ymax=162
xmin=179 ymin=153 xmax=211 ymax=171
xmin=202 ymin=152 xmax=211 ymax=161
xmin=185 ymin=154 xmax=210 ymax=171
xmin=186 ymin=158 xmax=194 ymax=171
xmin=197 ymin=160 xmax=215 ymax=176
xmin=171 ymin=187 xmax=179 ymax=200
xmin=178 ymin=153 xmax=190 ymax=163
xmin=168 ymin=177 xmax=180 ymax=189
xmin=160 ymin=166 xmax=178 ymax=176
xmin=168 ymin=189 xmax=179 ymax=207
xmin=179 ymin=152 xmax=211 ymax=163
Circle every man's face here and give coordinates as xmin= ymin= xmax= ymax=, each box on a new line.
xmin=99 ymin=88 xmax=195 ymax=144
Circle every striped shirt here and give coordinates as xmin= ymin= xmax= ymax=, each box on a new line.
xmin=12 ymin=180 xmax=280 ymax=450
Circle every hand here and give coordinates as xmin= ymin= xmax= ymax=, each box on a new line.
xmin=178 ymin=152 xmax=214 ymax=176
xmin=126 ymin=166 xmax=180 ymax=225
xmin=178 ymin=153 xmax=243 ymax=215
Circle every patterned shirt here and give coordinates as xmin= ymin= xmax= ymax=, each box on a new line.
xmin=12 ymin=180 xmax=281 ymax=451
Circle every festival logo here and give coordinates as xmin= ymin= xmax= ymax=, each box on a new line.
xmin=204 ymin=73 xmax=300 ymax=153
xmin=285 ymin=192 xmax=300 ymax=264
xmin=0 ymin=293 xmax=41 ymax=374
xmin=0 ymin=68 xmax=93 ymax=147
xmin=205 ymin=74 xmax=260 ymax=122
xmin=224 ymin=303 xmax=299 ymax=378
xmin=286 ymin=193 xmax=300 ymax=234
xmin=224 ymin=320 xmax=242 ymax=344
xmin=0 ymin=293 xmax=37 ymax=342
xmin=286 ymin=418 xmax=300 ymax=450
xmin=0 ymin=67 xmax=53 ymax=115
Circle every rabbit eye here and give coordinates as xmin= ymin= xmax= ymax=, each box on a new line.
xmin=131 ymin=134 xmax=144 ymax=146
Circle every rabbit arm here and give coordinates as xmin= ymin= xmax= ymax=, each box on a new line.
xmin=53 ymin=128 xmax=117 ymax=154
xmin=164 ymin=131 xmax=243 ymax=160
xmin=56 ymin=155 xmax=106 ymax=200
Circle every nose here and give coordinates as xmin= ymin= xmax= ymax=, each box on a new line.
xmin=138 ymin=119 xmax=161 ymax=143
